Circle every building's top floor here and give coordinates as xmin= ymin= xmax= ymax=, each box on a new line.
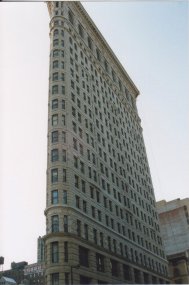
xmin=156 ymin=198 xmax=189 ymax=214
xmin=47 ymin=1 xmax=140 ymax=100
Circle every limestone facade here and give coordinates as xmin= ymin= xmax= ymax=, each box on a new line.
xmin=157 ymin=198 xmax=189 ymax=283
xmin=44 ymin=2 xmax=170 ymax=284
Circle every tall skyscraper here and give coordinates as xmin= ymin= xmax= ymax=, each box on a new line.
xmin=44 ymin=2 xmax=170 ymax=284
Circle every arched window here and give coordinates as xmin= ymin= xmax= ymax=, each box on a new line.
xmin=53 ymin=29 xmax=59 ymax=37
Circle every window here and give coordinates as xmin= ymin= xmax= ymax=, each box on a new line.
xmin=52 ymin=85 xmax=58 ymax=94
xmin=77 ymin=219 xmax=81 ymax=236
xmin=53 ymin=50 xmax=59 ymax=57
xmin=87 ymin=36 xmax=92 ymax=50
xmin=74 ymin=156 xmax=78 ymax=168
xmin=83 ymin=200 xmax=87 ymax=213
xmin=62 ymin=114 xmax=66 ymax=125
xmin=52 ymin=215 xmax=59 ymax=232
xmin=62 ymin=131 xmax=66 ymax=143
xmin=63 ymin=169 xmax=67 ymax=182
xmin=75 ymin=175 xmax=79 ymax=188
xmin=62 ymin=100 xmax=65 ymax=109
xmin=96 ymin=254 xmax=104 ymax=272
xmin=79 ymin=246 xmax=89 ymax=267
xmin=73 ymin=138 xmax=77 ymax=150
xmin=91 ymin=206 xmax=95 ymax=218
xmin=63 ymin=190 xmax=67 ymax=204
xmin=53 ymin=72 xmax=58 ymax=81
xmin=62 ymin=149 xmax=66 ymax=162
xmin=62 ymin=86 xmax=65 ymax=94
xmin=110 ymin=259 xmax=118 ymax=277
xmin=52 ymin=114 xmax=58 ymax=126
xmin=51 ymin=273 xmax=59 ymax=285
xmin=68 ymin=10 xmax=74 ymax=25
xmin=78 ymin=23 xmax=84 ymax=38
xmin=65 ymin=273 xmax=69 ymax=285
xmin=96 ymin=48 xmax=101 ymax=61
xmin=123 ymin=264 xmax=131 ymax=281
xmin=52 ymin=131 xmax=58 ymax=143
xmin=84 ymin=224 xmax=88 ymax=240
xmin=51 ymin=190 xmax=58 ymax=204
xmin=51 ymin=168 xmax=58 ymax=183
xmin=52 ymin=99 xmax=58 ymax=109
xmin=64 ymin=241 xmax=68 ymax=262
xmin=64 ymin=215 xmax=68 ymax=232
xmin=81 ymin=180 xmax=86 ymax=193
xmin=51 ymin=149 xmax=59 ymax=162
xmin=53 ymin=39 xmax=59 ymax=47
xmin=53 ymin=60 xmax=59 ymax=69
xmin=51 ymin=242 xmax=59 ymax=263
xmin=100 ymin=232 xmax=104 ymax=247
xmin=93 ymin=228 xmax=97 ymax=244
xmin=76 ymin=195 xmax=80 ymax=208
xmin=98 ymin=210 xmax=101 ymax=222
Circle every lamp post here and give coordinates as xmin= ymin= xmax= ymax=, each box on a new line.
xmin=70 ymin=264 xmax=80 ymax=285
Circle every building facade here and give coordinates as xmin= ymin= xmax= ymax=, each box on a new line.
xmin=44 ymin=1 xmax=169 ymax=284
xmin=23 ymin=263 xmax=45 ymax=285
xmin=157 ymin=198 xmax=189 ymax=283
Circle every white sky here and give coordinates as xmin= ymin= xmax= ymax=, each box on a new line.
xmin=0 ymin=1 xmax=188 ymax=270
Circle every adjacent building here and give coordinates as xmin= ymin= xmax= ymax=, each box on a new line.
xmin=0 ymin=277 xmax=16 ymax=285
xmin=23 ymin=263 xmax=45 ymax=285
xmin=157 ymin=198 xmax=189 ymax=284
xmin=44 ymin=1 xmax=170 ymax=284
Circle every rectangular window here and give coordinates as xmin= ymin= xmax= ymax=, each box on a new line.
xmin=52 ymin=99 xmax=58 ymax=109
xmin=52 ymin=215 xmax=59 ymax=232
xmin=51 ymin=273 xmax=59 ymax=285
xmin=64 ymin=241 xmax=68 ymax=262
xmin=62 ymin=114 xmax=65 ymax=125
xmin=65 ymin=273 xmax=69 ymax=285
xmin=62 ymin=100 xmax=65 ymax=109
xmin=62 ymin=149 xmax=66 ymax=162
xmin=96 ymin=254 xmax=104 ymax=272
xmin=81 ymin=180 xmax=86 ymax=193
xmin=52 ymin=114 xmax=58 ymax=126
xmin=79 ymin=246 xmax=89 ymax=267
xmin=110 ymin=259 xmax=118 ymax=277
xmin=51 ymin=168 xmax=58 ymax=183
xmin=77 ymin=219 xmax=81 ymax=236
xmin=93 ymin=228 xmax=97 ymax=244
xmin=78 ymin=23 xmax=84 ymax=38
xmin=75 ymin=175 xmax=79 ymax=188
xmin=52 ymin=131 xmax=58 ymax=143
xmin=100 ymin=232 xmax=104 ymax=247
xmin=123 ymin=265 xmax=130 ymax=281
xmin=91 ymin=206 xmax=95 ymax=218
xmin=68 ymin=10 xmax=74 ymax=25
xmin=53 ymin=72 xmax=58 ymax=81
xmin=53 ymin=39 xmax=59 ymax=47
xmin=62 ymin=86 xmax=65 ymax=94
xmin=63 ymin=169 xmax=67 ymax=182
xmin=51 ymin=242 xmax=59 ymax=263
xmin=62 ymin=131 xmax=66 ymax=143
xmin=75 ymin=195 xmax=80 ymax=208
xmin=64 ymin=215 xmax=68 ymax=232
xmin=51 ymin=190 xmax=58 ymax=204
xmin=83 ymin=200 xmax=87 ymax=213
xmin=51 ymin=149 xmax=59 ymax=162
xmin=63 ymin=190 xmax=67 ymax=205
xmin=84 ymin=224 xmax=88 ymax=240
xmin=52 ymin=85 xmax=58 ymax=94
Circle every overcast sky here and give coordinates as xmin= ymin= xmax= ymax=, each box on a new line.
xmin=0 ymin=1 xmax=188 ymax=270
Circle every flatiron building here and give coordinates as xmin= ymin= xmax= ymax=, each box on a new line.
xmin=44 ymin=2 xmax=170 ymax=284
